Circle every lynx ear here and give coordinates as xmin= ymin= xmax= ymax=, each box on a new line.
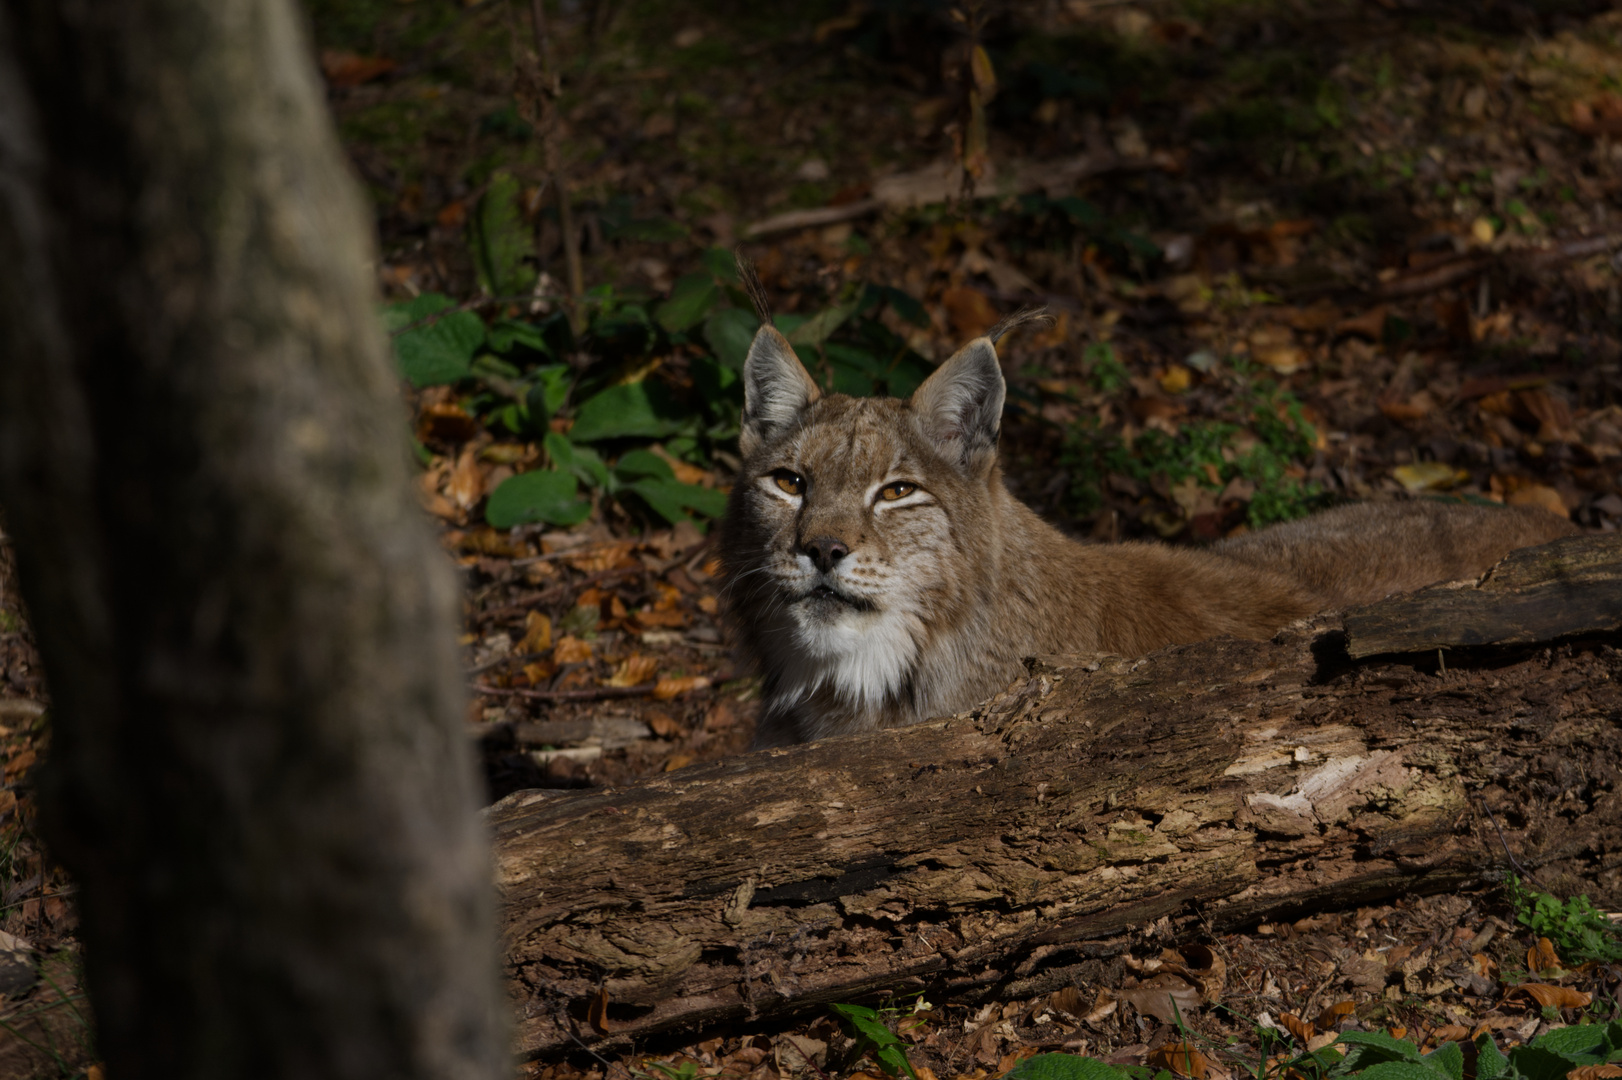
xmin=910 ymin=337 xmax=1005 ymax=474
xmin=740 ymin=325 xmax=820 ymax=457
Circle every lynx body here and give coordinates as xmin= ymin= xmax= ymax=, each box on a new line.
xmin=718 ymin=323 xmax=1578 ymax=747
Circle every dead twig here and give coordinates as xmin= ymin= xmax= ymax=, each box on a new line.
xmin=473 ymin=680 xmax=659 ymax=701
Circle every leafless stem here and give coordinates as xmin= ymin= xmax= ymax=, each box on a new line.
xmin=528 ymin=0 xmax=585 ymax=330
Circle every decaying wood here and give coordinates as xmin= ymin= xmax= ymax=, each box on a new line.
xmin=490 ymin=537 xmax=1622 ymax=1059
xmin=1345 ymin=534 xmax=1622 ymax=657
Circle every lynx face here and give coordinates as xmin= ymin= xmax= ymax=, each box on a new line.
xmin=719 ymin=326 xmax=1007 ymax=740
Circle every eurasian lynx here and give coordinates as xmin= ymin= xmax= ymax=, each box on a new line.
xmin=718 ymin=317 xmax=1578 ymax=748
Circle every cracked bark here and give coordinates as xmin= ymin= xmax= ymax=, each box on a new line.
xmin=490 ymin=535 xmax=1622 ymax=1060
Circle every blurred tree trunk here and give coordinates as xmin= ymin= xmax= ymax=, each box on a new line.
xmin=0 ymin=2 xmax=506 ymax=1077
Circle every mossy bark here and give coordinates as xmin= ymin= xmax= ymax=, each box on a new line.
xmin=490 ymin=537 xmax=1622 ymax=1059
xmin=0 ymin=2 xmax=505 ymax=1076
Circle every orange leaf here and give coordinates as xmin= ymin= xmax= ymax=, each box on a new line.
xmin=1433 ymin=1025 xmax=1471 ymax=1043
xmin=552 ymin=636 xmax=593 ymax=665
xmin=1314 ymin=1001 xmax=1356 ymax=1030
xmin=941 ymin=285 xmax=999 ymax=340
xmin=1503 ymin=983 xmax=1592 ymax=1009
xmin=652 ymin=675 xmax=710 ymax=701
xmin=635 ymin=608 xmax=687 ymax=630
xmin=1280 ymin=1013 xmax=1315 ymax=1043
xmin=605 ymin=654 xmax=659 ymax=688
xmin=1148 ymin=1042 xmax=1210 ymax=1079
xmin=519 ymin=612 xmax=553 ymax=655
xmin=1527 ymin=937 xmax=1562 ymax=974
xmin=587 ymin=986 xmax=611 ymax=1034
xmin=319 ymin=49 xmax=397 ymax=88
xmin=1567 ymin=1066 xmax=1622 ymax=1080
xmin=1389 ymin=1027 xmax=1408 ymax=1041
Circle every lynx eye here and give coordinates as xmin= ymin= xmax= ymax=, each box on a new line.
xmin=772 ymin=469 xmax=806 ymax=496
xmin=880 ymin=481 xmax=918 ymax=501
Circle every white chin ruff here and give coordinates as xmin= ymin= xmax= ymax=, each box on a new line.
xmin=786 ymin=603 xmax=918 ymax=711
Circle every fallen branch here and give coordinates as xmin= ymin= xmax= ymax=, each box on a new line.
xmin=490 ymin=534 xmax=1622 ymax=1059
xmin=1374 ymin=232 xmax=1620 ymax=300
xmin=473 ymin=681 xmax=656 ymax=701
xmin=745 ymin=152 xmax=1178 ymax=238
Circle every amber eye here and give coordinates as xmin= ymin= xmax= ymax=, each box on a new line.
xmin=880 ymin=481 xmax=917 ymax=501
xmin=772 ymin=469 xmax=806 ymax=496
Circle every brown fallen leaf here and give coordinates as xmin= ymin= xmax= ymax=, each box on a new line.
xmin=418 ymin=400 xmax=480 ymax=444
xmin=445 ymin=445 xmax=486 ymax=511
xmin=653 ymin=675 xmax=710 ymax=700
xmin=1527 ymin=937 xmax=1562 ymax=974
xmin=663 ymin=754 xmax=695 ymax=772
xmin=1314 ymin=1001 xmax=1356 ymax=1030
xmin=606 ymin=654 xmax=659 ymax=688
xmin=1148 ymin=1042 xmax=1210 ymax=1079
xmin=1503 ymin=983 xmax=1592 ymax=1010
xmin=1336 ymin=306 xmax=1389 ymax=341
xmin=1432 ymin=1024 xmax=1471 ymax=1043
xmin=1160 ymin=943 xmax=1227 ymax=1002
xmin=553 ymin=636 xmax=593 ymax=665
xmin=1280 ymin=1012 xmax=1314 ymax=1043
xmin=1047 ymin=985 xmax=1086 ymax=1016
xmin=1566 ymin=1065 xmax=1622 ymax=1080
xmin=1506 ymin=483 xmax=1569 ymax=519
xmin=1120 ymin=973 xmax=1201 ymax=1023
xmin=587 ymin=986 xmax=611 ymax=1034
xmin=519 ymin=612 xmax=553 ymax=655
xmin=319 ymin=49 xmax=397 ymax=88
xmin=941 ymin=285 xmax=999 ymax=340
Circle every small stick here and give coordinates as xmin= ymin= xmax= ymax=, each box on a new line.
xmin=473 ymin=680 xmax=658 ymax=701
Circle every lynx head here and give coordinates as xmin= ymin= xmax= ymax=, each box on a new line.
xmin=718 ymin=318 xmax=1028 ymax=725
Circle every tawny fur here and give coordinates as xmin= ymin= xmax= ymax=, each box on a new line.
xmin=718 ymin=326 xmax=1579 ymax=748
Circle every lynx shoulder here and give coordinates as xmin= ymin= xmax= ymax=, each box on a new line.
xmin=717 ymin=322 xmax=1578 ymax=748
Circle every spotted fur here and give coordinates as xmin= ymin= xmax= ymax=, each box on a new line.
xmin=718 ymin=325 xmax=1579 ymax=747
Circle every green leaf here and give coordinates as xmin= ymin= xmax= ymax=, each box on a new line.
xmin=382 ymin=291 xmax=454 ymax=332
xmin=1002 ymin=1053 xmax=1133 ymax=1080
xmin=1423 ymin=1041 xmax=1464 ymax=1080
xmin=1531 ymin=1024 xmax=1611 ymax=1063
xmin=533 ymin=365 xmax=573 ymax=417
xmin=569 ymin=382 xmax=685 ymax=442
xmin=545 ymin=432 xmax=611 ymax=489
xmin=704 ymin=308 xmax=759 ymax=370
xmin=485 ymin=470 xmax=590 ymax=528
xmin=655 ymin=273 xmax=721 ymax=333
xmin=701 ymin=246 xmax=742 ymax=284
xmin=471 ymin=171 xmax=537 ymax=299
xmin=1336 ymin=1032 xmax=1425 ymax=1062
xmin=691 ymin=354 xmax=742 ymax=412
xmin=1505 ymin=1046 xmax=1584 ymax=1080
xmin=868 ymin=284 xmax=930 ymax=328
xmin=786 ymin=298 xmax=861 ymax=348
xmin=614 ymin=449 xmax=675 ymax=481
xmin=1353 ymin=1062 xmax=1456 ymax=1080
xmin=488 ymin=318 xmax=552 ymax=356
xmin=875 ymin=1045 xmax=919 ymax=1080
xmin=1475 ymin=1035 xmax=1511 ymax=1080
xmin=626 ymin=478 xmax=728 ymax=524
xmin=390 ymin=298 xmax=484 ymax=388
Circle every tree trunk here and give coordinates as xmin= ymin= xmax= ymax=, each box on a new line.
xmin=491 ymin=535 xmax=1622 ymax=1059
xmin=0 ymin=2 xmax=505 ymax=1077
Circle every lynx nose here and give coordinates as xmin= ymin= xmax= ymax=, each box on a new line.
xmin=802 ymin=536 xmax=849 ymax=573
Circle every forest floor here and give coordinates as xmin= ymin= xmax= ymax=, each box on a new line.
xmin=3 ymin=0 xmax=1622 ymax=1076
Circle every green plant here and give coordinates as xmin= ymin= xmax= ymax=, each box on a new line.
xmin=829 ymin=1001 xmax=924 ymax=1079
xmin=387 ymin=175 xmax=937 ymax=534
xmin=1507 ymin=874 xmax=1622 ymax=964
xmin=1060 ymin=358 xmax=1325 ymax=530
xmin=993 ymin=1019 xmax=1622 ymax=1080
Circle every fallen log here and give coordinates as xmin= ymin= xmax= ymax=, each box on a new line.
xmin=489 ymin=534 xmax=1622 ymax=1059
